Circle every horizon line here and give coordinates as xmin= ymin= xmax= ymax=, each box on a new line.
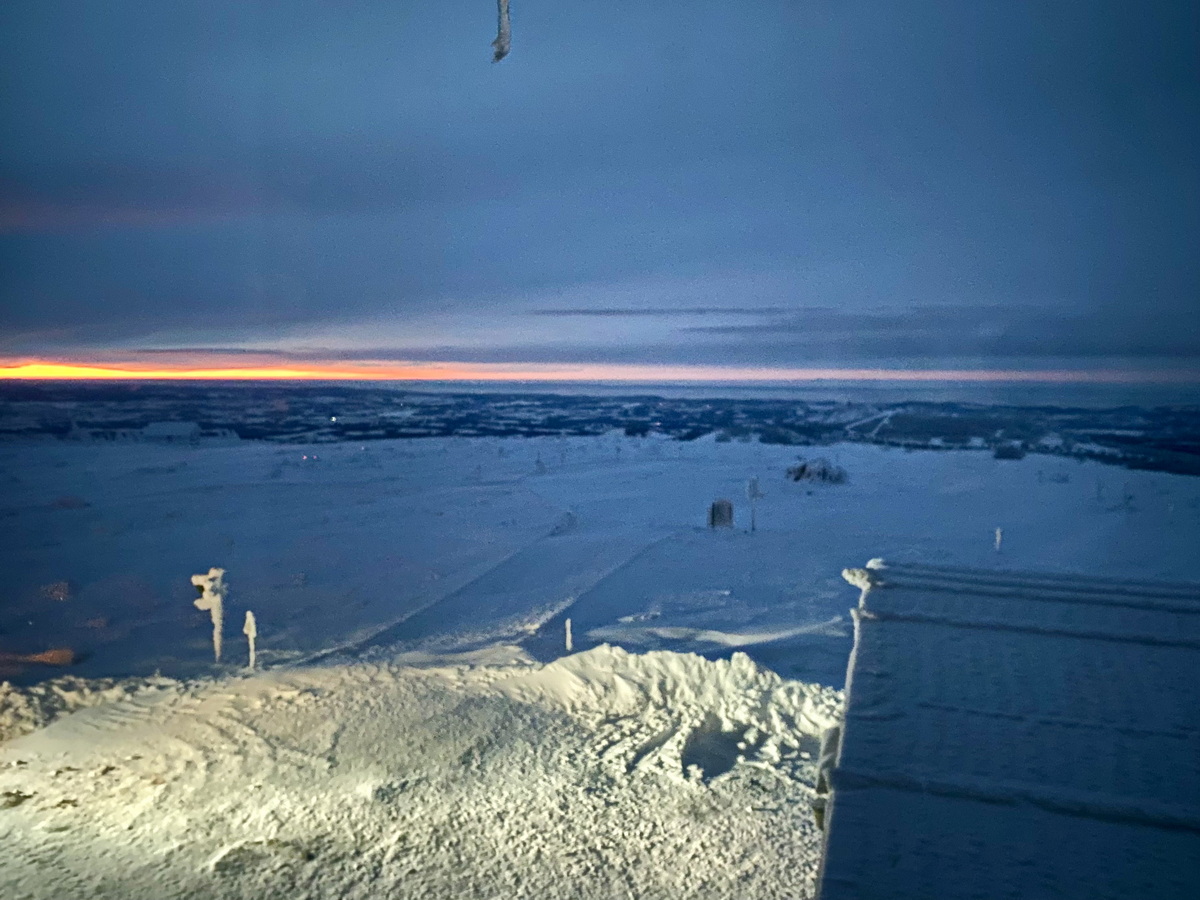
xmin=3 ymin=360 xmax=1200 ymax=385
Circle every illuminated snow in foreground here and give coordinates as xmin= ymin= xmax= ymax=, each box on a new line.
xmin=0 ymin=645 xmax=840 ymax=900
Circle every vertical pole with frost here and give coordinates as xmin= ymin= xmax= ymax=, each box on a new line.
xmin=994 ymin=527 xmax=1003 ymax=552
xmin=191 ymin=568 xmax=226 ymax=663
xmin=244 ymin=611 xmax=258 ymax=670
xmin=746 ymin=477 xmax=764 ymax=533
xmin=565 ymin=618 xmax=573 ymax=653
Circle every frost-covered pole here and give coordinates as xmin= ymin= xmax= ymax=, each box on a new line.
xmin=994 ymin=527 xmax=1003 ymax=552
xmin=243 ymin=610 xmax=258 ymax=670
xmin=746 ymin=477 xmax=764 ymax=533
xmin=492 ymin=0 xmax=511 ymax=61
xmin=191 ymin=568 xmax=226 ymax=663
xmin=565 ymin=617 xmax=573 ymax=653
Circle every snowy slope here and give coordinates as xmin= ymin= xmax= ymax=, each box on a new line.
xmin=0 ymin=646 xmax=840 ymax=900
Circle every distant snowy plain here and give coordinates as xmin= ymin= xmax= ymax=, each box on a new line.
xmin=2 ymin=431 xmax=1198 ymax=898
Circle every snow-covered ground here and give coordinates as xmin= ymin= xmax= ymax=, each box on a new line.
xmin=2 ymin=432 xmax=1198 ymax=898
xmin=1 ymin=645 xmax=841 ymax=899
xmin=2 ymin=433 xmax=1197 ymax=686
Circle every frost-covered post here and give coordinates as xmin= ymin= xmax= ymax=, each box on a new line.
xmin=565 ymin=617 xmax=573 ymax=653
xmin=994 ymin=527 xmax=1003 ymax=552
xmin=191 ymin=568 xmax=226 ymax=663
xmin=243 ymin=610 xmax=258 ymax=670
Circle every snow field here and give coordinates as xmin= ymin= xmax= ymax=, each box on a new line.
xmin=3 ymin=432 xmax=1199 ymax=688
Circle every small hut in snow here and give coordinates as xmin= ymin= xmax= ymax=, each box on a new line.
xmin=708 ymin=499 xmax=734 ymax=529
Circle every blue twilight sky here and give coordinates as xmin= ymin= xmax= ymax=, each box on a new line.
xmin=1 ymin=0 xmax=1198 ymax=373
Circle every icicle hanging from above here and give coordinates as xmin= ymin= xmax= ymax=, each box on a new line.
xmin=492 ymin=0 xmax=512 ymax=62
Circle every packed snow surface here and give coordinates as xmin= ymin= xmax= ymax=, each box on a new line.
xmin=0 ymin=646 xmax=841 ymax=900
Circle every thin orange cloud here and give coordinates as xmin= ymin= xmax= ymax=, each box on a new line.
xmin=2 ymin=360 xmax=1198 ymax=384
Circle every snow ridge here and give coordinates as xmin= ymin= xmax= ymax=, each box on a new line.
xmin=498 ymin=644 xmax=842 ymax=780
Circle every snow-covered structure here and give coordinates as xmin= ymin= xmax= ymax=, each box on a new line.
xmin=141 ymin=421 xmax=201 ymax=443
xmin=818 ymin=560 xmax=1200 ymax=899
xmin=65 ymin=424 xmax=141 ymax=442
xmin=707 ymin=498 xmax=734 ymax=528
xmin=786 ymin=457 xmax=847 ymax=484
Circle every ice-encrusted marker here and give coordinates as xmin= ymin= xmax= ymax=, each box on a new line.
xmin=994 ymin=527 xmax=1003 ymax=552
xmin=191 ymin=568 xmax=226 ymax=663
xmin=565 ymin=618 xmax=573 ymax=653
xmin=244 ymin=610 xmax=258 ymax=670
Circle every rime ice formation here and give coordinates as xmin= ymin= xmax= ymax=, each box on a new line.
xmin=841 ymin=566 xmax=882 ymax=602
xmin=191 ymin=568 xmax=226 ymax=663
xmin=243 ymin=611 xmax=258 ymax=670
xmin=492 ymin=0 xmax=511 ymax=61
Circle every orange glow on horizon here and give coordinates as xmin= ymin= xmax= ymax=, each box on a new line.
xmin=0 ymin=362 xmax=475 ymax=381
xmin=2 ymin=359 xmax=1198 ymax=384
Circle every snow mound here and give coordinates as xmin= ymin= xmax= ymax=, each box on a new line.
xmin=0 ymin=650 xmax=843 ymax=900
xmin=497 ymin=644 xmax=842 ymax=780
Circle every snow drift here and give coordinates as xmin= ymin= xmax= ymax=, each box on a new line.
xmin=0 ymin=646 xmax=842 ymax=900
xmin=500 ymin=644 xmax=842 ymax=780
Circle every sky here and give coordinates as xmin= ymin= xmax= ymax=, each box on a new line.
xmin=1 ymin=0 xmax=1198 ymax=381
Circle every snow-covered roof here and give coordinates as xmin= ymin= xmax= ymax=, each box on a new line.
xmin=819 ymin=560 xmax=1200 ymax=900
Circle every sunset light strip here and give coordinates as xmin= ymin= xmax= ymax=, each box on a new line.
xmin=3 ymin=361 xmax=1198 ymax=384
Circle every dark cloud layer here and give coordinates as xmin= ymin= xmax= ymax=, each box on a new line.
xmin=530 ymin=308 xmax=789 ymax=318
xmin=1 ymin=1 xmax=1197 ymax=369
